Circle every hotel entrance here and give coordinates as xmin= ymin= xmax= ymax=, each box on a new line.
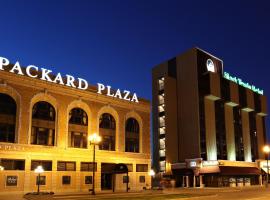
xmin=101 ymin=173 xmax=113 ymax=190
xmin=101 ymin=163 xmax=114 ymax=190
xmin=101 ymin=163 xmax=129 ymax=191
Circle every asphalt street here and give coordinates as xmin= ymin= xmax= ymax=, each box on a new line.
xmin=1 ymin=186 xmax=270 ymax=200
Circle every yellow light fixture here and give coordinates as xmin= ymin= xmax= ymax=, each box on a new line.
xmin=148 ymin=169 xmax=155 ymax=176
xmin=88 ymin=133 xmax=102 ymax=145
xmin=34 ymin=165 xmax=44 ymax=174
xmin=263 ymin=145 xmax=270 ymax=153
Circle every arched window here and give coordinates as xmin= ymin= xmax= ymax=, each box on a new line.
xmin=0 ymin=93 xmax=16 ymax=143
xmin=125 ymin=118 xmax=139 ymax=153
xmin=31 ymin=101 xmax=55 ymax=146
xmin=99 ymin=113 xmax=115 ymax=151
xmin=68 ymin=108 xmax=88 ymax=148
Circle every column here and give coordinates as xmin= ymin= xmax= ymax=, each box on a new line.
xmin=225 ymin=104 xmax=236 ymax=161
xmin=199 ymin=175 xmax=204 ymax=188
xmin=204 ymin=97 xmax=217 ymax=161
xmin=241 ymin=110 xmax=252 ymax=162
xmin=256 ymin=115 xmax=266 ymax=159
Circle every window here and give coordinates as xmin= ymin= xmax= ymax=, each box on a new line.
xmin=69 ymin=108 xmax=88 ymax=125
xmin=123 ymin=176 xmax=129 ymax=183
xmin=31 ymin=101 xmax=55 ymax=146
xmin=99 ymin=113 xmax=115 ymax=129
xmin=36 ymin=176 xmax=46 ymax=185
xmin=0 ymin=93 xmax=16 ymax=143
xmin=62 ymin=176 xmax=71 ymax=185
xmin=99 ymin=113 xmax=116 ymax=151
xmin=215 ymin=100 xmax=227 ymax=160
xmin=0 ymin=159 xmax=25 ymax=170
xmin=68 ymin=132 xmax=87 ymax=148
xmin=68 ymin=108 xmax=88 ymax=149
xmin=57 ymin=161 xmax=76 ymax=171
xmin=31 ymin=127 xmax=55 ymax=146
xmin=31 ymin=160 xmax=52 ymax=171
xmin=32 ymin=101 xmax=55 ymax=121
xmin=80 ymin=162 xmax=97 ymax=172
xmin=136 ymin=164 xmax=148 ymax=172
xmin=139 ymin=176 xmax=145 ymax=183
xmin=249 ymin=112 xmax=258 ymax=161
xmin=125 ymin=118 xmax=139 ymax=153
xmin=233 ymin=107 xmax=244 ymax=161
xmin=85 ymin=176 xmax=92 ymax=184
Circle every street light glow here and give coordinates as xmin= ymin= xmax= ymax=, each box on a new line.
xmin=148 ymin=169 xmax=155 ymax=176
xmin=263 ymin=145 xmax=270 ymax=153
xmin=34 ymin=165 xmax=44 ymax=174
xmin=88 ymin=133 xmax=102 ymax=144
xmin=0 ymin=165 xmax=4 ymax=171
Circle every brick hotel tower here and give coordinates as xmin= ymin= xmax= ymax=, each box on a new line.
xmin=152 ymin=47 xmax=268 ymax=187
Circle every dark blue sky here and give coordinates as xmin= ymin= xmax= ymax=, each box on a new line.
xmin=0 ymin=0 xmax=269 ymax=138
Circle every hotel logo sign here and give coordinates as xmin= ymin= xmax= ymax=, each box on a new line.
xmin=223 ymin=71 xmax=263 ymax=95
xmin=0 ymin=57 xmax=139 ymax=103
xmin=206 ymin=59 xmax=215 ymax=73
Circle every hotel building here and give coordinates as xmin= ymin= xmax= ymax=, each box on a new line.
xmin=152 ymin=47 xmax=268 ymax=187
xmin=0 ymin=61 xmax=151 ymax=194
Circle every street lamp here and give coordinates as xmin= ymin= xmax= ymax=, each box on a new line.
xmin=0 ymin=165 xmax=4 ymax=171
xmin=263 ymin=145 xmax=270 ymax=188
xmin=34 ymin=165 xmax=44 ymax=194
xmin=88 ymin=133 xmax=102 ymax=195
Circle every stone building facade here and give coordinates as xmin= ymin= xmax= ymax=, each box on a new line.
xmin=0 ymin=63 xmax=151 ymax=194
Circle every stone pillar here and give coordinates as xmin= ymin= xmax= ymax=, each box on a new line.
xmin=51 ymin=158 xmax=57 ymax=192
xmin=200 ymin=175 xmax=204 ymax=188
xmin=186 ymin=176 xmax=189 ymax=188
xmin=23 ymin=157 xmax=31 ymax=193
xmin=259 ymin=175 xmax=263 ymax=186
xmin=75 ymin=161 xmax=81 ymax=192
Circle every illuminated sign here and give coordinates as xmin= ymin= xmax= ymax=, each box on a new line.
xmin=190 ymin=161 xmax=197 ymax=167
xmin=0 ymin=57 xmax=139 ymax=103
xmin=223 ymin=72 xmax=263 ymax=95
xmin=0 ymin=57 xmax=88 ymax=90
xmin=206 ymin=59 xmax=215 ymax=72
xmin=97 ymin=83 xmax=139 ymax=103
xmin=202 ymin=160 xmax=219 ymax=166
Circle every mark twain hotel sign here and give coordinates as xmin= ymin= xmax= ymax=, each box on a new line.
xmin=0 ymin=56 xmax=139 ymax=103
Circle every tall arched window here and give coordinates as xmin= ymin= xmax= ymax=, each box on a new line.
xmin=68 ymin=108 xmax=88 ymax=148
xmin=99 ymin=113 xmax=115 ymax=151
xmin=125 ymin=118 xmax=139 ymax=153
xmin=0 ymin=93 xmax=16 ymax=143
xmin=31 ymin=101 xmax=55 ymax=146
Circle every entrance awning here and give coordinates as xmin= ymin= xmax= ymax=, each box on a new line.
xmin=199 ymin=166 xmax=220 ymax=174
xmin=218 ymin=166 xmax=262 ymax=176
xmin=173 ymin=166 xmax=262 ymax=176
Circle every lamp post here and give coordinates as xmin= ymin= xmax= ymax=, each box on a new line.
xmin=263 ymin=145 xmax=270 ymax=188
xmin=88 ymin=133 xmax=102 ymax=195
xmin=148 ymin=169 xmax=155 ymax=189
xmin=34 ymin=165 xmax=44 ymax=194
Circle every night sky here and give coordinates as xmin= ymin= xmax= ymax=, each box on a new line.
xmin=0 ymin=0 xmax=269 ymax=139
